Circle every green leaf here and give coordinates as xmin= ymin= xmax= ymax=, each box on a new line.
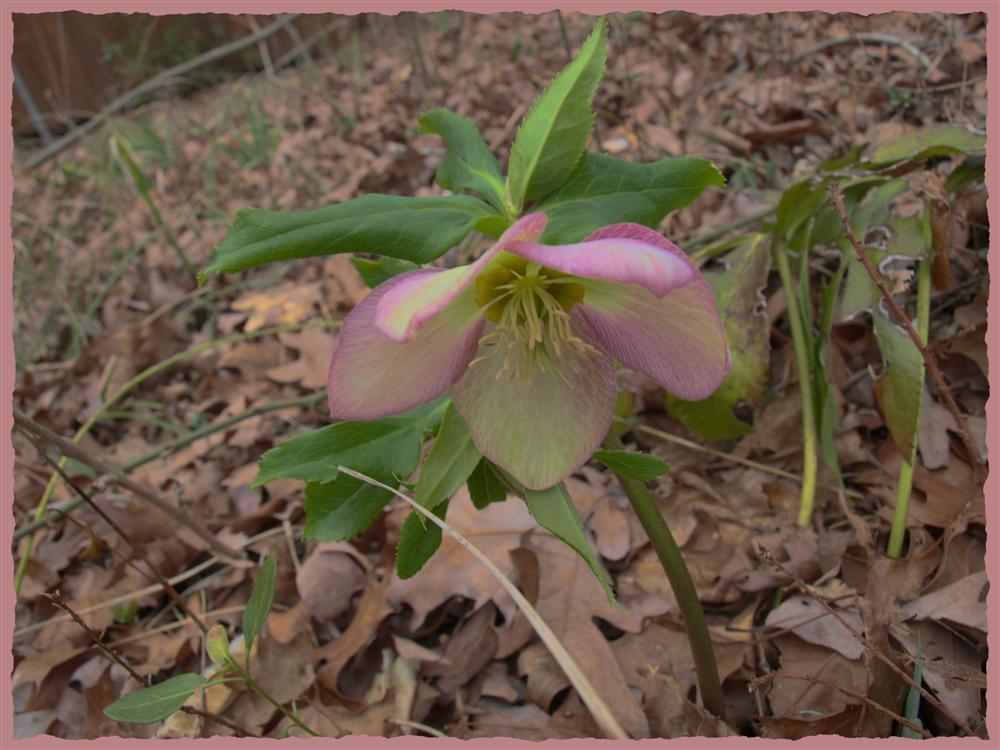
xmin=535 ymin=153 xmax=725 ymax=243
xmin=414 ymin=403 xmax=482 ymax=510
xmin=873 ymin=311 xmax=925 ymax=459
xmin=243 ymin=552 xmax=277 ymax=659
xmin=944 ymin=154 xmax=985 ymax=192
xmin=775 ymin=180 xmax=827 ymax=239
xmin=304 ymin=475 xmax=394 ymax=541
xmin=521 ymin=482 xmax=615 ymax=601
xmin=468 ymin=459 xmax=507 ymax=510
xmin=864 ymin=124 xmax=986 ymax=168
xmin=592 ymin=449 xmax=669 ymax=481
xmin=104 ymin=673 xmax=205 ymax=724
xmin=665 ymin=234 xmax=772 ymax=439
xmin=815 ymin=252 xmax=849 ymax=486
xmin=350 ymin=255 xmax=420 ymax=288
xmin=202 ymin=194 xmax=497 ymax=280
xmin=254 ymin=417 xmax=423 ymax=487
xmin=420 ymin=109 xmax=506 ymax=213
xmin=505 ymin=18 xmax=607 ymax=212
xmin=395 ymin=500 xmax=449 ymax=579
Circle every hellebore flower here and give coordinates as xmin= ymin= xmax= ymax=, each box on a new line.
xmin=328 ymin=213 xmax=730 ymax=490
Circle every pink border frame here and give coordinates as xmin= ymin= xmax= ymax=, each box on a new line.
xmin=2 ymin=1 xmax=995 ymax=747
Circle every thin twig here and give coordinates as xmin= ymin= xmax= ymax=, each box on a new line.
xmin=751 ymin=671 xmax=930 ymax=738
xmin=622 ymin=419 xmax=865 ymax=500
xmin=338 ymin=466 xmax=630 ymax=741
xmin=14 ymin=393 xmax=323 ymax=541
xmin=44 ymin=592 xmax=258 ymax=738
xmin=758 ymin=548 xmax=976 ymax=736
xmin=13 ymin=408 xmax=241 ymax=561
xmin=25 ymin=14 xmax=302 ymax=169
xmin=828 ymin=184 xmax=985 ymax=479
xmin=19 ymin=427 xmax=209 ymax=634
xmin=14 ymin=527 xmax=287 ymax=639
xmin=790 ymin=32 xmax=933 ymax=71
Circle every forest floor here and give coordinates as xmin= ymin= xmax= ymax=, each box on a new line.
xmin=11 ymin=10 xmax=989 ymax=740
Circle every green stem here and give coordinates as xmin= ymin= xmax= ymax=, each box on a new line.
xmin=14 ymin=322 xmax=337 ymax=594
xmin=230 ymin=662 xmax=319 ymax=736
xmin=773 ymin=241 xmax=818 ymax=526
xmin=887 ymin=254 xmax=931 ymax=559
xmin=601 ymin=433 xmax=725 ymax=719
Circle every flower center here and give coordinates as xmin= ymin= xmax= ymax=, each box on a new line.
xmin=470 ymin=255 xmax=598 ymax=383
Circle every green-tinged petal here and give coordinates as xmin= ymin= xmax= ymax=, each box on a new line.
xmin=451 ymin=314 xmax=616 ymax=490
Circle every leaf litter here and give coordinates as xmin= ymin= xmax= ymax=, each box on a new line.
xmin=12 ymin=9 xmax=988 ymax=741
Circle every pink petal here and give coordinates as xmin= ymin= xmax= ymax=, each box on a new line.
xmin=452 ymin=313 xmax=616 ymax=490
xmin=577 ymin=275 xmax=730 ymax=401
xmin=328 ymin=269 xmax=484 ymax=420
xmin=506 ymin=222 xmax=695 ymax=297
xmin=374 ymin=213 xmax=548 ymax=342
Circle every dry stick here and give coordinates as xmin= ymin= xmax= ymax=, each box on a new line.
xmin=25 ymin=14 xmax=302 ymax=169
xmin=750 ymin=671 xmax=930 ymax=738
xmin=14 ymin=527 xmax=287 ymax=639
xmin=622 ymin=419 xmax=866 ymax=500
xmin=758 ymin=548 xmax=976 ymax=736
xmin=790 ymin=32 xmax=933 ymax=71
xmin=13 ymin=408 xmax=241 ymax=561
xmin=338 ymin=467 xmax=630 ymax=741
xmin=18 ymin=427 xmax=209 ymax=634
xmin=44 ymin=591 xmax=259 ymax=738
xmin=14 ymin=392 xmax=324 ymax=541
xmin=828 ymin=184 xmax=986 ymax=480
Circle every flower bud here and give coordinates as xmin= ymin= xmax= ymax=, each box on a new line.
xmin=206 ymin=624 xmax=232 ymax=668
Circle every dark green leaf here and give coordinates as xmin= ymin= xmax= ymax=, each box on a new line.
xmin=395 ymin=500 xmax=449 ymax=579
xmin=592 ymin=449 xmax=669 ymax=481
xmin=243 ymin=552 xmax=277 ymax=658
xmin=775 ymin=180 xmax=827 ymax=239
xmin=535 ymin=153 xmax=724 ymax=243
xmin=420 ymin=109 xmax=506 ymax=212
xmin=414 ymin=404 xmax=482 ymax=510
xmin=104 ymin=673 xmax=205 ymax=724
xmin=202 ymin=194 xmax=497 ymax=280
xmin=304 ymin=475 xmax=394 ymax=541
xmin=350 ymin=255 xmax=420 ymax=288
xmin=506 ymin=18 xmax=608 ymax=212
xmin=873 ymin=312 xmax=925 ymax=459
xmin=521 ymin=482 xmax=615 ymax=601
xmin=944 ymin=155 xmax=985 ymax=192
xmin=254 ymin=417 xmax=423 ymax=487
xmin=468 ymin=459 xmax=507 ymax=510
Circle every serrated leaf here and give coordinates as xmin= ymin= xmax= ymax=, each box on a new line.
xmin=395 ymin=500 xmax=449 ymax=579
xmin=520 ymin=482 xmax=615 ymax=602
xmin=535 ymin=153 xmax=725 ymax=243
xmin=592 ymin=449 xmax=669 ymax=481
xmin=468 ymin=459 xmax=508 ymax=509
xmin=865 ymin=124 xmax=985 ymax=168
xmin=414 ymin=403 xmax=482 ymax=510
xmin=104 ymin=673 xmax=205 ymax=724
xmin=304 ymin=475 xmax=394 ymax=541
xmin=665 ymin=234 xmax=772 ymax=439
xmin=202 ymin=194 xmax=497 ymax=280
xmin=254 ymin=417 xmax=423 ymax=487
xmin=506 ymin=18 xmax=607 ymax=212
xmin=420 ymin=109 xmax=506 ymax=212
xmin=243 ymin=552 xmax=277 ymax=659
xmin=350 ymin=255 xmax=420 ymax=288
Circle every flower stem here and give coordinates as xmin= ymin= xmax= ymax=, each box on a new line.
xmin=887 ymin=254 xmax=931 ymax=559
xmin=230 ymin=662 xmax=320 ymax=736
xmin=601 ymin=433 xmax=725 ymax=719
xmin=773 ymin=240 xmax=819 ymax=526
